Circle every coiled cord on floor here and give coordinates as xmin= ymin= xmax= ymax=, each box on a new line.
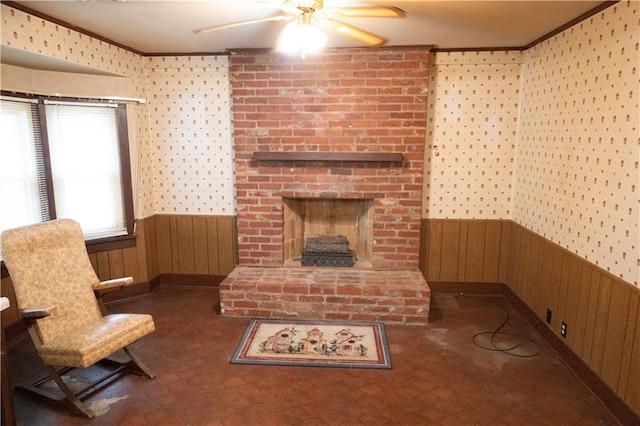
xmin=460 ymin=293 xmax=543 ymax=358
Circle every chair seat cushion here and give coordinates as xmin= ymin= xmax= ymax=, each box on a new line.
xmin=38 ymin=313 xmax=155 ymax=368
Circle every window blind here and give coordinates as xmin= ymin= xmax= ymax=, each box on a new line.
xmin=44 ymin=101 xmax=127 ymax=239
xmin=0 ymin=98 xmax=49 ymax=234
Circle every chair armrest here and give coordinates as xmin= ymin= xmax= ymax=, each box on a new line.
xmin=21 ymin=306 xmax=56 ymax=319
xmin=93 ymin=277 xmax=134 ymax=293
xmin=93 ymin=277 xmax=134 ymax=315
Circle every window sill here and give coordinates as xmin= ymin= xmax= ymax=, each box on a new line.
xmin=86 ymin=233 xmax=137 ymax=253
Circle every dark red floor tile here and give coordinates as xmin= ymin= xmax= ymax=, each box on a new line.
xmin=6 ymin=288 xmax=621 ymax=425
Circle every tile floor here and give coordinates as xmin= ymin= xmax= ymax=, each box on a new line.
xmin=7 ymin=286 xmax=620 ymax=425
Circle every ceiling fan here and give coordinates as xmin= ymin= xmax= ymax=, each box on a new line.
xmin=193 ymin=0 xmax=405 ymax=48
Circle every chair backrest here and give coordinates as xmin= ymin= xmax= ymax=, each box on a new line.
xmin=1 ymin=219 xmax=103 ymax=344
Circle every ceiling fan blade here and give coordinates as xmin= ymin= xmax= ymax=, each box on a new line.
xmin=324 ymin=7 xmax=405 ymax=19
xmin=194 ymin=15 xmax=290 ymax=34
xmin=318 ymin=18 xmax=386 ymax=46
xmin=246 ymin=0 xmax=304 ymax=15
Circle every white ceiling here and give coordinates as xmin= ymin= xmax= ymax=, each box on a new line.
xmin=5 ymin=0 xmax=607 ymax=54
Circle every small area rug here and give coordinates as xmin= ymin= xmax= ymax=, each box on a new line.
xmin=231 ymin=318 xmax=392 ymax=369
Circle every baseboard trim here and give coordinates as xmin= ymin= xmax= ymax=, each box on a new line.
xmin=427 ymin=281 xmax=504 ymax=295
xmin=502 ymin=285 xmax=639 ymax=425
xmin=158 ymin=273 xmax=225 ymax=287
xmin=101 ymin=280 xmax=156 ymax=303
xmin=430 ymin=281 xmax=639 ymax=424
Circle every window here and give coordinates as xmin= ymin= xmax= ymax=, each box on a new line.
xmin=0 ymin=94 xmax=135 ymax=260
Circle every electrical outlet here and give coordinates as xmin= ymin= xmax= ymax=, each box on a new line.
xmin=546 ymin=308 xmax=552 ymax=324
xmin=561 ymin=321 xmax=567 ymax=338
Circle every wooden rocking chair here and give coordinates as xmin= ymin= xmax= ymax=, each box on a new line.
xmin=1 ymin=219 xmax=155 ymax=418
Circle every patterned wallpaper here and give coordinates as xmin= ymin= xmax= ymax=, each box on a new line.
xmin=144 ymin=56 xmax=235 ymax=215
xmin=424 ymin=51 xmax=521 ymax=219
xmin=1 ymin=5 xmax=143 ymax=81
xmin=2 ymin=3 xmax=638 ymax=284
xmin=514 ymin=1 xmax=639 ymax=285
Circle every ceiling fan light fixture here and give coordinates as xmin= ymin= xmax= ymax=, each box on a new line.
xmin=276 ymin=18 xmax=327 ymax=58
xmin=194 ymin=0 xmax=395 ymax=52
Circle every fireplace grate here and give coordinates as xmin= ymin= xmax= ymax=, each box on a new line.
xmin=301 ymin=235 xmax=355 ymax=267
xmin=301 ymin=250 xmax=356 ymax=267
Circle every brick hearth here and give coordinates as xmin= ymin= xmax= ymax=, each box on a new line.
xmin=220 ymin=267 xmax=430 ymax=325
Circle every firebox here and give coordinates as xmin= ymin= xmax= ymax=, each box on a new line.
xmin=283 ymin=198 xmax=373 ymax=268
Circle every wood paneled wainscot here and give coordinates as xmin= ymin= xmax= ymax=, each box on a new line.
xmin=419 ymin=218 xmax=640 ymax=421
xmin=507 ymin=222 xmax=640 ymax=418
xmin=150 ymin=214 xmax=238 ymax=285
xmin=419 ymin=219 xmax=511 ymax=286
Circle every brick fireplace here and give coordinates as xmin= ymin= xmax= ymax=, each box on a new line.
xmin=220 ymin=47 xmax=432 ymax=324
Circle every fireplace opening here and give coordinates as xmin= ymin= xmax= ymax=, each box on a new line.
xmin=283 ymin=198 xmax=373 ymax=268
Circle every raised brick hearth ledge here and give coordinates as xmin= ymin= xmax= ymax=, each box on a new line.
xmin=219 ymin=266 xmax=431 ymax=325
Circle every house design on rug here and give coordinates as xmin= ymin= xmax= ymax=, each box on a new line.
xmin=333 ymin=329 xmax=366 ymax=357
xmin=299 ymin=327 xmax=327 ymax=355
xmin=262 ymin=327 xmax=297 ymax=353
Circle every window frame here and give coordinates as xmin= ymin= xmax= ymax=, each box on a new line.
xmin=1 ymin=91 xmax=136 ymax=277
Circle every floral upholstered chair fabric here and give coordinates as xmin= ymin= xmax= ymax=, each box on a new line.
xmin=1 ymin=219 xmax=155 ymax=418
